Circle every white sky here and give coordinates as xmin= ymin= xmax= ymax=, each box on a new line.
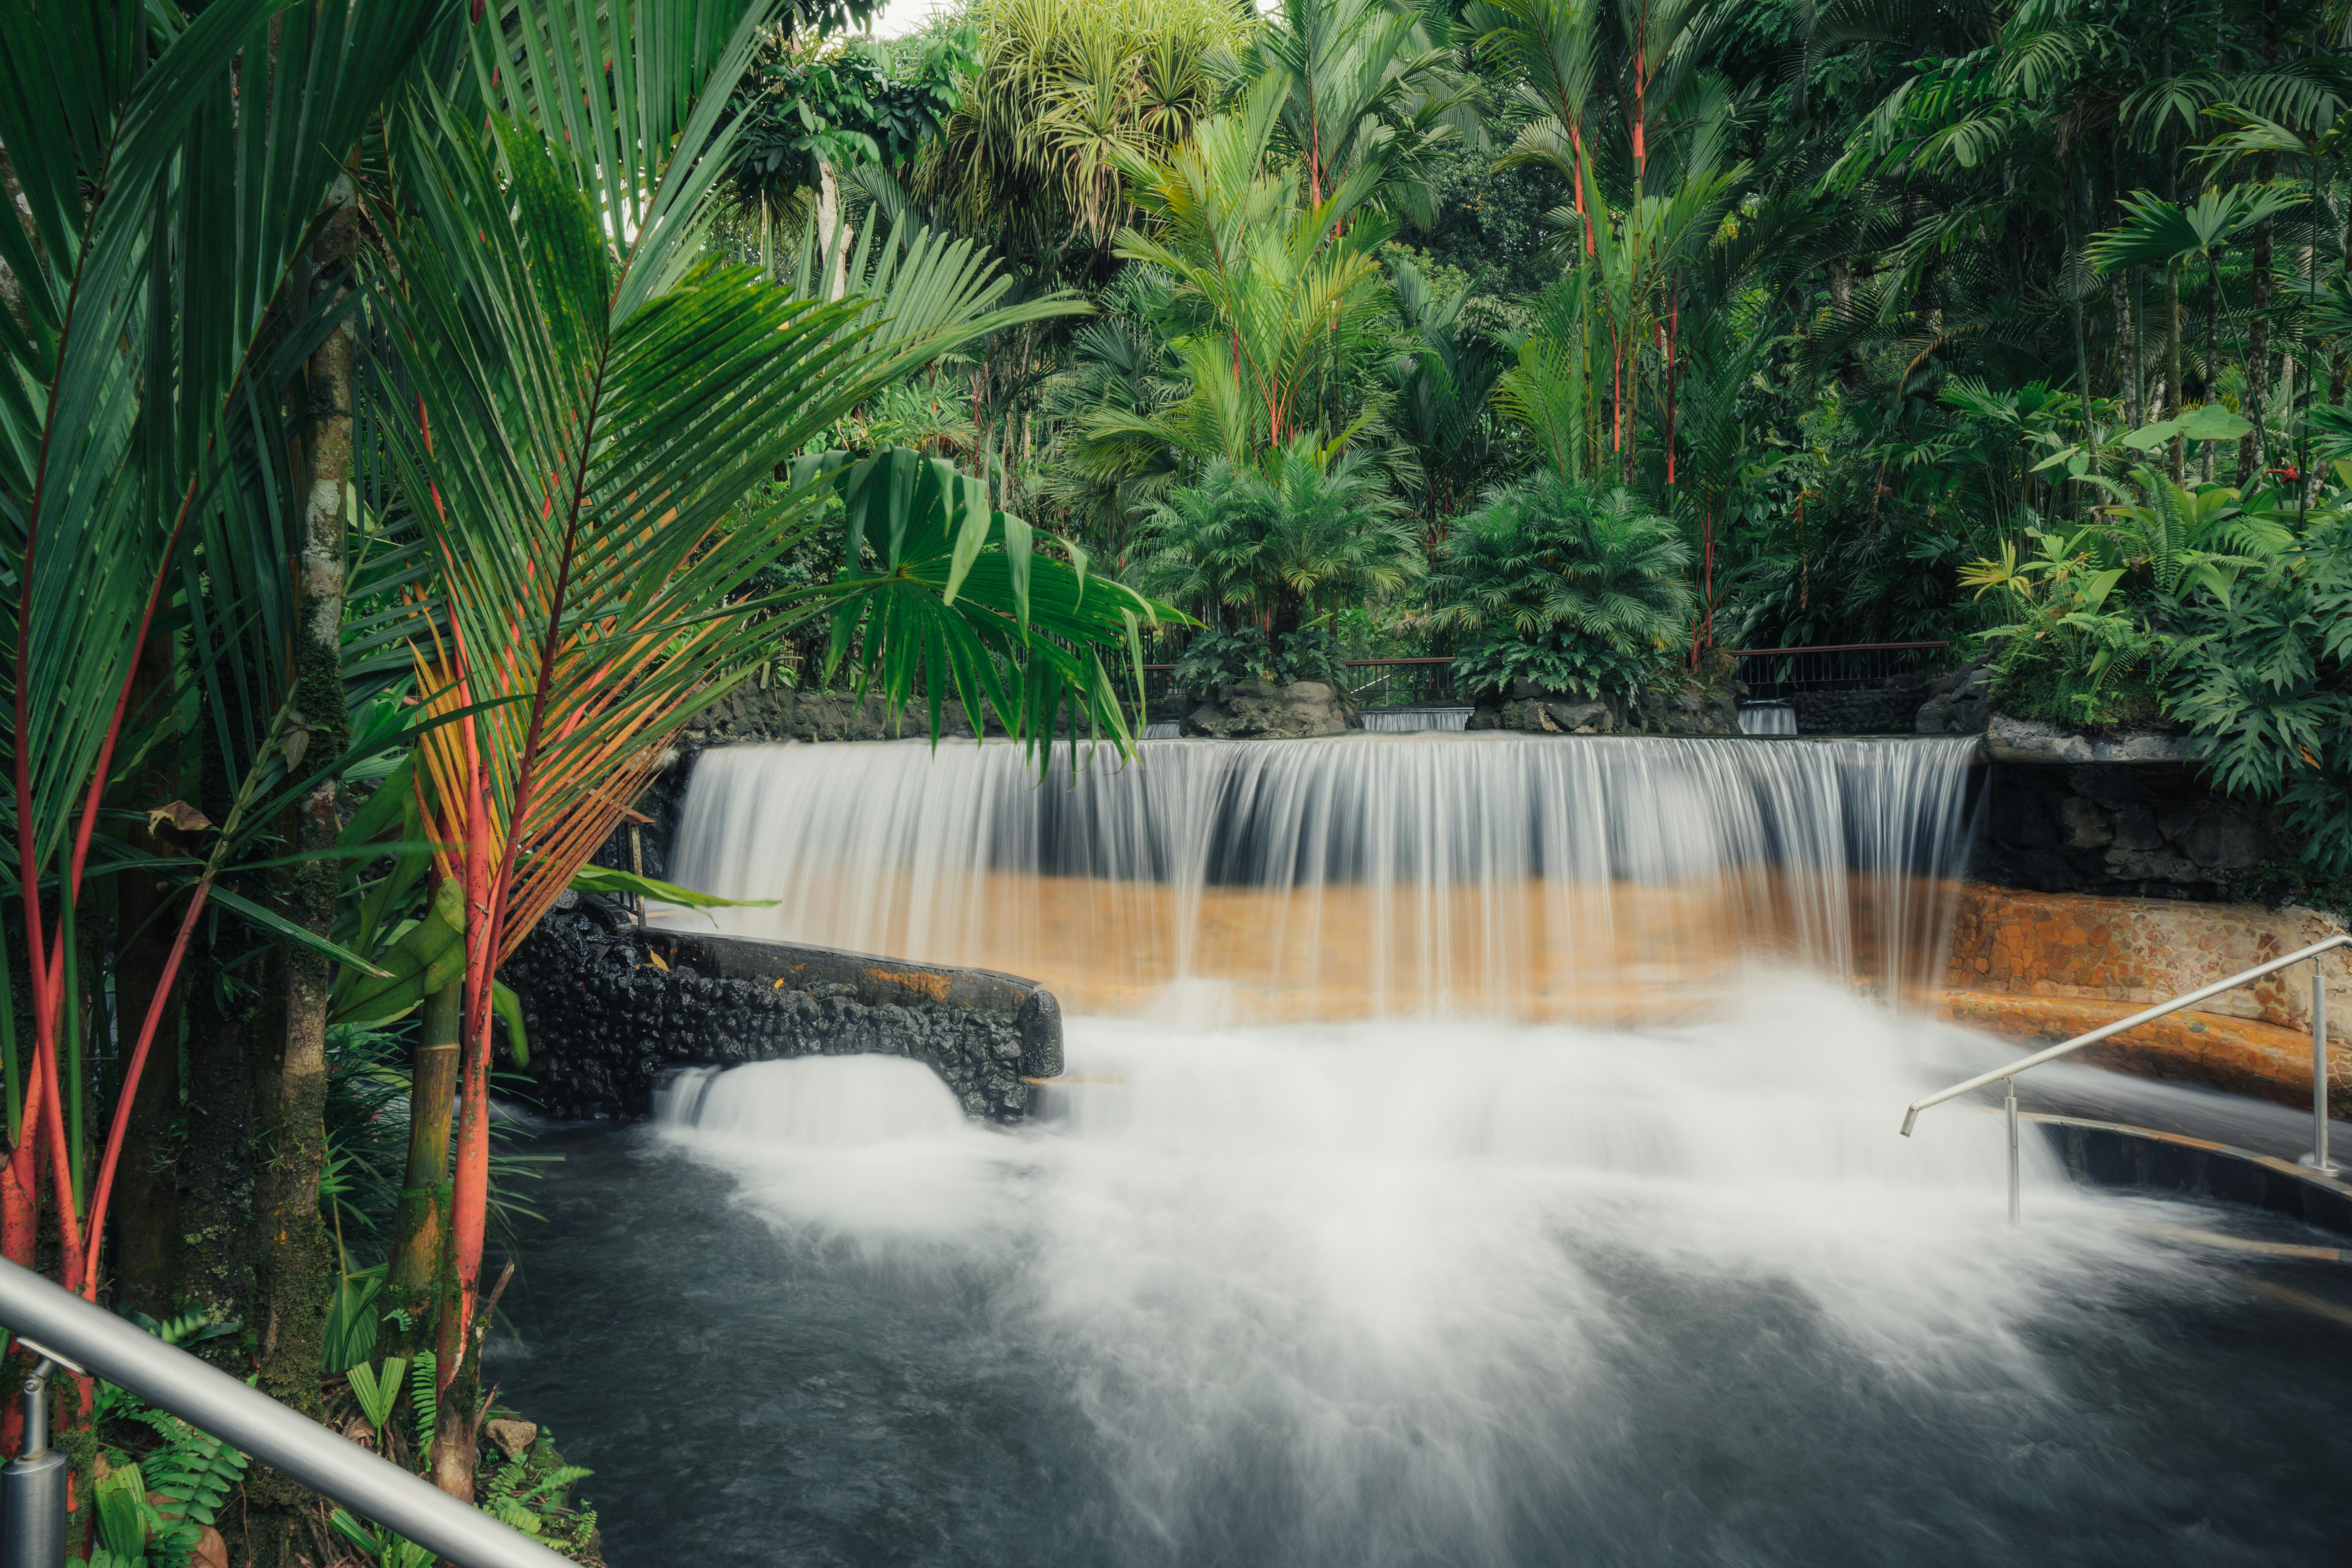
xmin=867 ymin=0 xmax=1273 ymax=39
xmin=867 ymin=0 xmax=954 ymax=37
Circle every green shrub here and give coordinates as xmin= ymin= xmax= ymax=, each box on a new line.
xmin=1431 ymin=471 xmax=1692 ymax=699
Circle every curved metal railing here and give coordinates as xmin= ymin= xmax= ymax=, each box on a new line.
xmin=1902 ymin=933 xmax=2349 ymax=1222
xmin=0 ymin=1258 xmax=571 ymax=1568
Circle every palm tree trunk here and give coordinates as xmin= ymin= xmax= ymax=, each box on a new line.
xmin=2238 ymin=156 xmax=2278 ymax=486
xmin=386 ymin=979 xmax=459 ymax=1348
xmin=2127 ymin=267 xmax=2144 ymax=431
xmin=2066 ymin=185 xmax=2092 ymax=518
xmin=244 ymin=199 xmax=360 ymax=1568
xmin=2167 ymin=263 xmax=2185 ymax=482
xmin=818 ymin=160 xmax=853 ymax=302
xmin=2202 ymin=255 xmax=2220 ymax=482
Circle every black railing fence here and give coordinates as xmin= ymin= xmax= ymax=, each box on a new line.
xmin=1729 ymin=642 xmax=1953 ymax=703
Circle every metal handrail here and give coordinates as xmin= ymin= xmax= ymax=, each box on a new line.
xmin=0 ymin=1258 xmax=572 ymax=1568
xmin=1901 ymin=933 xmax=2348 ymax=1222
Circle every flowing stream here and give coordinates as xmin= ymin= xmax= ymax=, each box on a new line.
xmin=491 ymin=734 xmax=2352 ymax=1565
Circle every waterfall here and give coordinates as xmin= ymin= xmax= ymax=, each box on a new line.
xmin=1738 ymin=703 xmax=1798 ymax=735
xmin=663 ymin=733 xmax=1980 ymax=1021
xmin=1359 ymin=707 xmax=1474 ymax=732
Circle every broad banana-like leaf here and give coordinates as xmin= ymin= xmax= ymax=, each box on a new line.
xmin=333 ymin=879 xmax=469 ymax=1029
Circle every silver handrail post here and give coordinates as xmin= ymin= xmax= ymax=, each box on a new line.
xmin=3 ymin=1351 xmax=69 ymax=1568
xmin=2305 ymin=958 xmax=2338 ymax=1176
xmin=1904 ymin=931 xmax=2352 ymax=1215
xmin=0 ymin=1261 xmax=573 ymax=1568
xmin=2005 ymin=1080 xmax=2021 ymax=1226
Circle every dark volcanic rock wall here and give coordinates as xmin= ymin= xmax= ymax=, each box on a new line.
xmin=1978 ymin=761 xmax=2276 ymax=902
xmin=1794 ymin=682 xmax=1936 ymax=735
xmin=504 ymin=900 xmax=1060 ymax=1122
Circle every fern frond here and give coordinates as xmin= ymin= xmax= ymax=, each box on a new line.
xmin=409 ymin=1352 xmax=439 ymax=1447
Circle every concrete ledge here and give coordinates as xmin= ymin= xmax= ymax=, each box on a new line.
xmin=644 ymin=928 xmax=1063 ymax=1080
xmin=505 ymin=905 xmax=1063 ymax=1122
xmin=2027 ymin=1112 xmax=2352 ymax=1240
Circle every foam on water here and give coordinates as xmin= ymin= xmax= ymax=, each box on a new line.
xmin=504 ymin=731 xmax=2352 ymax=1563
xmin=637 ymin=978 xmax=2278 ymax=1563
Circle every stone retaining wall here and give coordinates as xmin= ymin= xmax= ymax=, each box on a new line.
xmin=1793 ymin=682 xmax=1934 ymax=734
xmin=1977 ymin=760 xmax=2279 ymax=902
xmin=504 ymin=898 xmax=1062 ymax=1122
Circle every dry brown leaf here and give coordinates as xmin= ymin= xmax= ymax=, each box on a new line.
xmin=144 ymin=800 xmax=212 ymax=834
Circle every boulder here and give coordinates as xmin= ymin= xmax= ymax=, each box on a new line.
xmin=1980 ymin=757 xmax=2277 ymax=901
xmin=1472 ymin=683 xmax=1739 ymax=737
xmin=1627 ymin=685 xmax=1740 ymax=736
xmin=1499 ymin=696 xmax=1615 ymax=734
xmin=488 ymin=1418 xmax=542 ymax=1459
xmin=1182 ymin=680 xmax=1351 ymax=739
xmin=1986 ymin=712 xmax=2196 ymax=764
xmin=1916 ymin=663 xmax=1996 ymax=734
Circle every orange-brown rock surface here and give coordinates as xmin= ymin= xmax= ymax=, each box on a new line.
xmin=1940 ymin=884 xmax=2349 ymax=1114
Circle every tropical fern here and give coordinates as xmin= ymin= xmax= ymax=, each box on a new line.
xmin=136 ymin=1410 xmax=249 ymax=1568
xmin=478 ymin=1451 xmax=597 ymax=1536
xmin=409 ymin=1351 xmax=439 ymax=1449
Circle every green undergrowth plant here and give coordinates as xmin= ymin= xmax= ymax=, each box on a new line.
xmin=1431 ymin=471 xmax=1691 ymax=700
xmin=478 ymin=1448 xmax=599 ymax=1551
xmin=1964 ymin=454 xmax=2352 ymax=873
xmin=1170 ymin=623 xmax=1272 ymax=696
xmin=2163 ymin=490 xmax=2352 ymax=873
xmin=89 ymin=1314 xmax=251 ymax=1568
xmin=1962 ymin=525 xmax=2177 ymax=730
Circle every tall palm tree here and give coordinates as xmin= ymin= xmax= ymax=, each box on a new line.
xmin=1238 ymin=0 xmax=1478 ymax=223
xmin=1097 ymin=79 xmax=1398 ymax=468
xmin=1386 ymin=256 xmax=1506 ymax=559
xmin=2 ymin=0 xmax=1165 ymax=1539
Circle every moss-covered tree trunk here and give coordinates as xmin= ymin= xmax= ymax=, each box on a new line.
xmin=241 ymin=195 xmax=359 ymax=1568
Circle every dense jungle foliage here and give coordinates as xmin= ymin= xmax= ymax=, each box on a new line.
xmin=727 ymin=0 xmax=2352 ymax=874
xmin=4 ymin=0 xmax=2352 ymax=1561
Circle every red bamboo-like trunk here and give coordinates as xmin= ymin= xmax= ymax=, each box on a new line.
xmin=1569 ymin=124 xmax=1597 ymax=258
xmin=1611 ymin=326 xmax=1624 ymax=454
xmin=441 ymin=729 xmax=495 ymax=1386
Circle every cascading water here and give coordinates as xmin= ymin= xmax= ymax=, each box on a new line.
xmin=1358 ymin=706 xmax=1474 ymax=732
xmin=488 ymin=731 xmax=2352 ymax=1565
xmin=662 ymin=732 xmax=1981 ymax=1018
xmin=1738 ymin=701 xmax=1798 ymax=735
